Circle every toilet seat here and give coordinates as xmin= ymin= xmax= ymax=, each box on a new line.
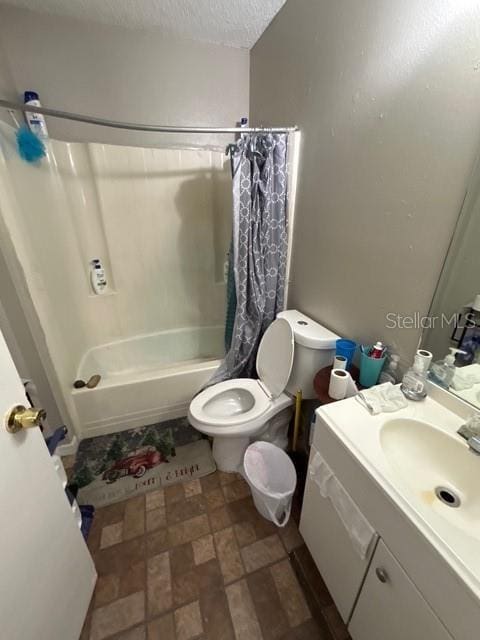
xmin=189 ymin=378 xmax=271 ymax=429
xmin=188 ymin=319 xmax=295 ymax=438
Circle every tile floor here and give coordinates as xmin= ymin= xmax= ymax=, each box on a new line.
xmin=79 ymin=470 xmax=350 ymax=640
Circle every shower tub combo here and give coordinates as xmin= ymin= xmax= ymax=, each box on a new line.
xmin=72 ymin=326 xmax=223 ymax=437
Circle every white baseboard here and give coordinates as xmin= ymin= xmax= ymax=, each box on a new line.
xmin=56 ymin=434 xmax=79 ymax=456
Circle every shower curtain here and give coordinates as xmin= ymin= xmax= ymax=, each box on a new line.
xmin=214 ymin=133 xmax=289 ymax=382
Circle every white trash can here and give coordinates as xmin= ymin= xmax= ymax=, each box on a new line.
xmin=243 ymin=441 xmax=297 ymax=528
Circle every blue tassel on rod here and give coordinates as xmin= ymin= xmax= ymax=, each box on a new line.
xmin=16 ymin=124 xmax=46 ymax=163
xmin=8 ymin=109 xmax=46 ymax=163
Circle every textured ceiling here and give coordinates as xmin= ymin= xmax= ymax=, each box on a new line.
xmin=0 ymin=0 xmax=287 ymax=48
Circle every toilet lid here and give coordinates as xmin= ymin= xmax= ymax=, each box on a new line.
xmin=256 ymin=318 xmax=294 ymax=398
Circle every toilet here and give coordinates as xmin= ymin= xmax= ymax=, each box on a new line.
xmin=188 ymin=310 xmax=340 ymax=472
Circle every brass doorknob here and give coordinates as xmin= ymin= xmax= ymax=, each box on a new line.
xmin=5 ymin=405 xmax=46 ymax=433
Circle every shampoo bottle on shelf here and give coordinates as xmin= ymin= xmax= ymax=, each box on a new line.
xmin=90 ymin=258 xmax=107 ymax=295
xmin=24 ymin=91 xmax=49 ymax=139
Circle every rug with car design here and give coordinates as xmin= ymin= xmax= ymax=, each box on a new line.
xmin=71 ymin=417 xmax=215 ymax=507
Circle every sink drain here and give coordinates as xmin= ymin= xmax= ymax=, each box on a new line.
xmin=435 ymin=486 xmax=461 ymax=508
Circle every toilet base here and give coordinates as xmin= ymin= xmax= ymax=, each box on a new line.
xmin=211 ymin=407 xmax=294 ymax=473
xmin=212 ymin=436 xmax=250 ymax=472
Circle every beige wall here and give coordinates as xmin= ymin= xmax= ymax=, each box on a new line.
xmin=0 ymin=5 xmax=249 ymax=148
xmin=250 ymin=0 xmax=480 ymax=365
xmin=0 ymin=41 xmax=65 ymax=429
xmin=0 ymin=243 xmax=65 ymax=431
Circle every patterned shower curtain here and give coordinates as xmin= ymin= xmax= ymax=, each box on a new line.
xmin=213 ymin=133 xmax=289 ymax=382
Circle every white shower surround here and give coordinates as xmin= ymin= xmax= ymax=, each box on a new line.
xmin=0 ymin=122 xmax=231 ymax=437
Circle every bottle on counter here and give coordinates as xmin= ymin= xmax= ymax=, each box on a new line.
xmin=401 ymin=354 xmax=427 ymax=400
xmin=379 ymin=354 xmax=400 ymax=384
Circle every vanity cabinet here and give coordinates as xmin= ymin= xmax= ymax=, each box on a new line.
xmin=302 ymin=415 xmax=460 ymax=639
xmin=349 ymin=540 xmax=453 ymax=640
xmin=299 ymin=445 xmax=376 ymax=622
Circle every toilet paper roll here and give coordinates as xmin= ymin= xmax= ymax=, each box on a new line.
xmin=416 ymin=349 xmax=433 ymax=371
xmin=333 ymin=355 xmax=348 ymax=370
xmin=328 ymin=368 xmax=350 ymax=400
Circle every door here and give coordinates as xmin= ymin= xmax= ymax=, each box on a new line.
xmin=0 ymin=328 xmax=96 ymax=640
xmin=349 ymin=540 xmax=453 ymax=640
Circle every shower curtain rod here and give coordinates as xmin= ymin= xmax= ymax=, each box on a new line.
xmin=0 ymin=99 xmax=297 ymax=134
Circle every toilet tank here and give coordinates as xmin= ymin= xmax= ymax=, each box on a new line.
xmin=277 ymin=310 xmax=340 ymax=399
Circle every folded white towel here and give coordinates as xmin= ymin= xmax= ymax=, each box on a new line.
xmin=356 ymin=382 xmax=407 ymax=415
xmin=451 ymin=364 xmax=480 ymax=391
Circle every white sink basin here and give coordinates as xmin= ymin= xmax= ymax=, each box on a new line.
xmin=380 ymin=418 xmax=480 ymax=539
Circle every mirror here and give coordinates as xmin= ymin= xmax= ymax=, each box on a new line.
xmin=422 ymin=156 xmax=480 ymax=409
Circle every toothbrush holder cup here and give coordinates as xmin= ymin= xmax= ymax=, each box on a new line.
xmin=335 ymin=339 xmax=357 ymax=369
xmin=359 ymin=349 xmax=386 ymax=387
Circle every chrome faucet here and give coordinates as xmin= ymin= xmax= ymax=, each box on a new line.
xmin=467 ymin=435 xmax=480 ymax=455
xmin=457 ymin=415 xmax=480 ymax=455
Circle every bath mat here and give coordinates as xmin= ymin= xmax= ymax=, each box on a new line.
xmin=71 ymin=417 xmax=216 ymax=508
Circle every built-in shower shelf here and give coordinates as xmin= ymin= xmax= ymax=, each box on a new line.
xmin=87 ymin=290 xmax=117 ymax=299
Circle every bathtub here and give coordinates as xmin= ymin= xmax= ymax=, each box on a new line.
xmin=72 ymin=326 xmax=224 ymax=437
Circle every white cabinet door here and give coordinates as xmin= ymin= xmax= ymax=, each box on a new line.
xmin=0 ymin=328 xmax=96 ymax=640
xmin=299 ymin=445 xmax=376 ymax=622
xmin=349 ymin=540 xmax=452 ymax=640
